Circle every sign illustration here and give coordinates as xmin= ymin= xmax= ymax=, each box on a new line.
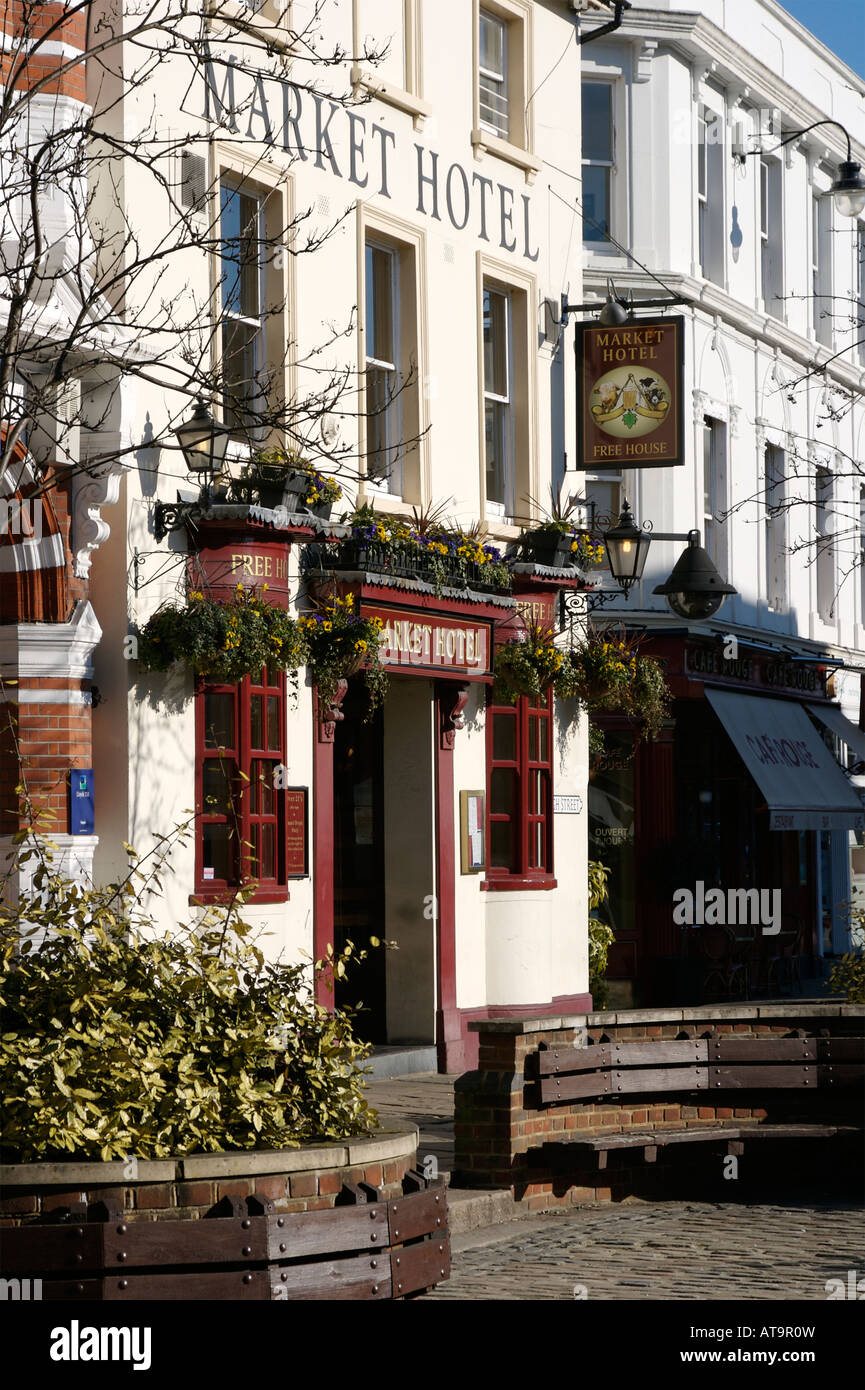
xmin=575 ymin=316 xmax=684 ymax=469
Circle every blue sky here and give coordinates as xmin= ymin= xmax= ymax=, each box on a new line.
xmin=776 ymin=1 xmax=865 ymax=79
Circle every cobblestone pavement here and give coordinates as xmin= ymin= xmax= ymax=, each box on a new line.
xmin=421 ymin=1200 xmax=865 ymax=1300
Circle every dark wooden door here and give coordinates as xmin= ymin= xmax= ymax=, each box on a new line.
xmin=333 ymin=679 xmax=387 ymax=1042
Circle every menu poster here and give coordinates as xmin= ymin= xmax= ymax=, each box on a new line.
xmin=460 ymin=790 xmax=486 ymax=874
xmin=285 ymin=787 xmax=308 ymax=878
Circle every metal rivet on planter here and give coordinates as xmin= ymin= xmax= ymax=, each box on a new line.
xmin=434 ymin=1195 xmax=440 ymax=1202
xmin=116 ymin=1225 xmax=127 ymax=1235
xmin=281 ymin=1272 xmax=287 ymax=1282
xmin=74 ymin=1228 xmax=84 ymax=1238
xmin=118 ymin=1280 xmax=127 ymax=1290
xmin=73 ymin=1254 xmax=83 ymax=1265
xmin=75 ymin=1284 xmax=84 ymax=1294
xmin=397 ymin=1283 xmax=403 ymax=1292
xmin=395 ymin=1257 xmax=400 ymax=1266
xmin=436 ymin=1218 xmax=441 ymax=1226
xmin=370 ymin=1260 xmax=377 ymax=1269
xmin=117 ymin=1253 xmax=126 ymax=1263
xmin=243 ymin=1274 xmax=252 ymax=1285
xmin=370 ymin=1233 xmax=377 ymax=1242
xmin=372 ymin=1284 xmax=379 ymax=1294
xmin=370 ymin=1210 xmax=377 ymax=1218
xmin=242 ymin=1218 xmax=251 ymax=1229
xmin=279 ymin=1243 xmax=286 ymax=1253
xmin=277 ymin=1217 xmax=284 ymax=1228
xmin=242 ymin=1246 xmax=252 ymax=1257
xmin=394 ymin=1229 xmax=399 ymax=1238
xmin=440 ymin=1269 xmax=445 ymax=1277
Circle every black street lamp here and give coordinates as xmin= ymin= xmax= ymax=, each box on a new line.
xmin=652 ymin=531 xmax=737 ymax=619
xmin=154 ymin=399 xmax=232 ymax=541
xmin=602 ymin=500 xmax=652 ymax=593
xmin=174 ymin=398 xmax=231 ymax=500
xmin=737 ymin=119 xmax=865 ymax=218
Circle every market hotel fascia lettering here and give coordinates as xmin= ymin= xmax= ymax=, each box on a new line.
xmin=363 ymin=606 xmax=491 ymax=674
xmin=202 ymin=56 xmax=539 ymax=260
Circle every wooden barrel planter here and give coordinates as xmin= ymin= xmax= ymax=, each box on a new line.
xmin=0 ymin=1128 xmax=450 ymax=1301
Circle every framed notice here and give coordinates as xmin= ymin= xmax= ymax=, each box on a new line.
xmin=285 ymin=787 xmax=309 ymax=878
xmin=575 ymin=315 xmax=685 ymax=470
xmin=460 ymin=790 xmax=486 ymax=874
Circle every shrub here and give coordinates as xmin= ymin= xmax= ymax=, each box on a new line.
xmin=588 ymin=859 xmax=614 ymax=1009
xmin=827 ymin=907 xmax=865 ymax=1003
xmin=0 ymin=834 xmax=379 ymax=1161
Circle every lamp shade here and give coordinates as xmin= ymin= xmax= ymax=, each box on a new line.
xmin=603 ymin=500 xmax=651 ymax=592
xmin=653 ymin=532 xmax=736 ymax=619
xmin=830 ymin=161 xmax=865 ymax=218
xmin=174 ymin=399 xmax=231 ymax=478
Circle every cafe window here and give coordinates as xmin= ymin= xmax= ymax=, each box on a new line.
xmin=486 ymin=691 xmax=553 ymax=881
xmin=195 ymin=665 xmax=287 ymax=898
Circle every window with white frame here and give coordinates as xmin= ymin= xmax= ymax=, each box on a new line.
xmin=815 ymin=468 xmax=834 ymax=621
xmin=582 ymin=83 xmax=613 ymax=244
xmin=812 ymin=192 xmax=833 ymax=346
xmin=698 ymin=105 xmax=724 ymax=285
xmin=220 ymin=182 xmax=266 ymax=437
xmin=702 ymin=416 xmax=727 ymax=568
xmin=479 ymin=9 xmax=508 ymax=139
xmin=365 ymin=239 xmax=402 ymax=493
xmin=585 ymin=474 xmax=621 ymax=576
xmin=760 ymin=157 xmax=783 ymax=316
xmin=764 ymin=443 xmax=786 ymax=612
xmin=483 ymin=283 xmax=513 ymax=517
xmin=358 ymin=0 xmax=407 ymax=92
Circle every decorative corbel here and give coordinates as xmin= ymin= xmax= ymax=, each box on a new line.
xmin=632 ymin=38 xmax=657 ymax=84
xmin=440 ymin=682 xmax=470 ymax=750
xmin=318 ymin=677 xmax=349 ymax=742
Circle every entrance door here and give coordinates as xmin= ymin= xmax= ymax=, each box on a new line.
xmin=333 ymin=679 xmax=387 ymax=1042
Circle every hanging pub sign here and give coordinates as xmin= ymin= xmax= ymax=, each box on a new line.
xmin=575 ymin=316 xmax=685 ymax=470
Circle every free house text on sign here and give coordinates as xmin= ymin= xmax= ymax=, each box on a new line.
xmin=362 ymin=605 xmax=491 ymax=676
xmin=575 ymin=316 xmax=685 ymax=470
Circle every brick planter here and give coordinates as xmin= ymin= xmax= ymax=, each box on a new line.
xmin=453 ymin=1004 xmax=865 ymax=1207
xmin=0 ymin=1128 xmax=417 ymax=1226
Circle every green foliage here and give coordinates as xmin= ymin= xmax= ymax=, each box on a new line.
xmin=587 ymin=859 xmax=614 ymax=1010
xmin=492 ymin=626 xmax=564 ymax=704
xmin=0 ymin=834 xmax=379 ymax=1161
xmin=555 ymin=630 xmax=672 ymax=740
xmin=827 ymin=907 xmax=865 ymax=1003
xmin=244 ymin=448 xmax=342 ymax=506
xmin=299 ymin=591 xmax=388 ymax=715
xmin=137 ymin=586 xmax=306 ymax=685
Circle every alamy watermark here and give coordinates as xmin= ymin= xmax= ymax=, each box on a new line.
xmin=673 ymin=881 xmax=781 ymax=935
xmin=1 ymin=497 xmax=42 ymax=542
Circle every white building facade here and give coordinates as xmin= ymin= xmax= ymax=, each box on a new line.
xmin=32 ymin=0 xmax=618 ymax=1069
xmin=577 ymin=0 xmax=865 ymax=1003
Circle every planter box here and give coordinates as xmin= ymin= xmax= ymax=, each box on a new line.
xmin=522 ymin=532 xmax=574 ymax=569
xmin=0 ymin=1128 xmax=452 ymax=1301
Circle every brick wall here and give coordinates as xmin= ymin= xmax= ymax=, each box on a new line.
xmin=0 ymin=1136 xmax=417 ymax=1227
xmin=0 ymin=3 xmax=87 ymax=103
xmin=453 ymin=1007 xmax=864 ymax=1205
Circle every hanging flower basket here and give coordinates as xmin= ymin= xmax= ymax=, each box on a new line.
xmin=298 ymin=593 xmax=388 ymax=717
xmin=136 ymin=586 xmax=307 ymax=685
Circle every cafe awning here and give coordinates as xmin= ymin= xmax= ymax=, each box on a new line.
xmin=705 ymin=688 xmax=865 ymax=831
xmin=806 ymin=702 xmax=865 ymax=764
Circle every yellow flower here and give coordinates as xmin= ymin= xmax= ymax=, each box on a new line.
xmin=188 ymin=590 xmax=204 ymax=601
xmin=344 ymin=594 xmax=355 ymax=607
xmin=354 ymin=640 xmax=368 ymax=652
xmin=323 ymin=621 xmax=332 ymax=631
xmin=262 ymin=583 xmax=269 ymax=591
xmin=236 ymin=582 xmax=244 ymax=592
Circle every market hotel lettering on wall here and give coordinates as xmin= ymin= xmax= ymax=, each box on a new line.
xmin=202 ymin=58 xmax=539 ymax=260
xmin=576 ymin=316 xmax=685 ymax=469
xmin=362 ymin=605 xmax=491 ymax=676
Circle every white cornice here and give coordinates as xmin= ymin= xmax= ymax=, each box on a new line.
xmin=583 ymin=267 xmax=865 ymax=394
xmin=582 ymin=9 xmax=865 ymax=165
xmin=0 ymin=601 xmax=103 ymax=680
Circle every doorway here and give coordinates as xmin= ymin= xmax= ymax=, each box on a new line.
xmin=333 ymin=679 xmax=387 ymax=1042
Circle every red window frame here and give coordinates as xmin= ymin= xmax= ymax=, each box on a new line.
xmin=484 ymin=689 xmax=556 ymax=889
xmin=193 ymin=665 xmax=288 ymax=903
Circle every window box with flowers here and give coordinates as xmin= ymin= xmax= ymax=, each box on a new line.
xmin=229 ymin=448 xmax=343 ymax=518
xmin=315 ymin=504 xmax=512 ymax=595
